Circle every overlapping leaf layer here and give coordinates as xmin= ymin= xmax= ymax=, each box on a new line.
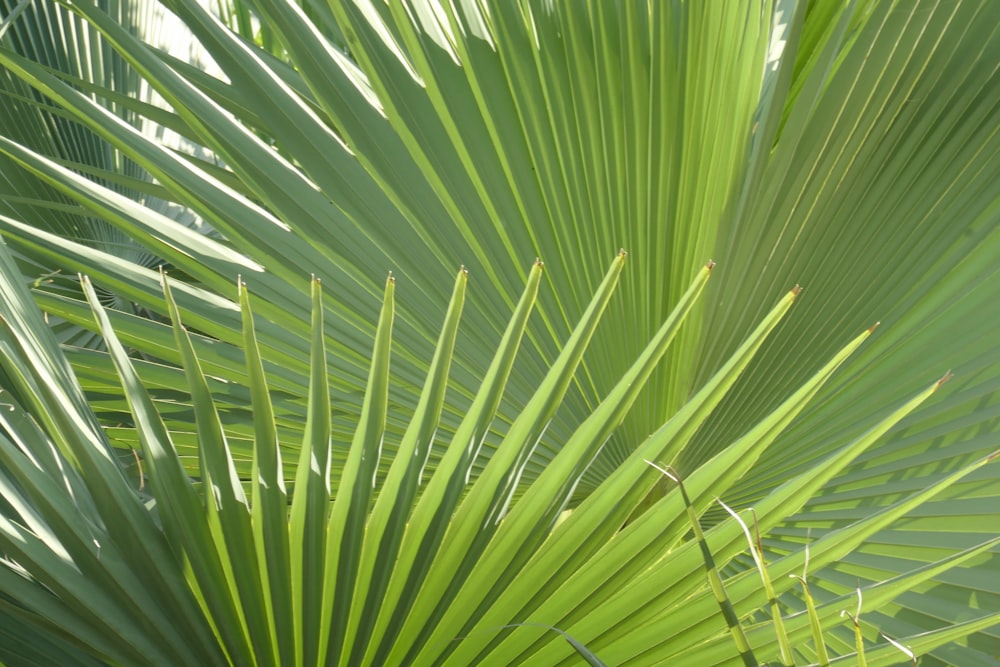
xmin=0 ymin=0 xmax=997 ymax=664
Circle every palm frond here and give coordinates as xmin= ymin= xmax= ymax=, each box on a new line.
xmin=0 ymin=0 xmax=997 ymax=662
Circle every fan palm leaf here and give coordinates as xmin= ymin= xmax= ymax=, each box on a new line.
xmin=0 ymin=236 xmax=994 ymax=664
xmin=0 ymin=0 xmax=212 ymax=348
xmin=0 ymin=0 xmax=997 ymax=663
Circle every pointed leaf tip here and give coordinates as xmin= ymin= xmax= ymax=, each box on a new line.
xmin=937 ymin=371 xmax=954 ymax=388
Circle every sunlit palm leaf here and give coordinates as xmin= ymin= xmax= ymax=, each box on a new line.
xmin=2 ymin=233 xmax=991 ymax=664
xmin=0 ymin=0 xmax=997 ymax=662
xmin=0 ymin=0 xmax=214 ymax=348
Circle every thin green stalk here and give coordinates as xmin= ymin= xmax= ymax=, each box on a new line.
xmin=795 ymin=540 xmax=830 ymax=667
xmin=842 ymin=587 xmax=867 ymax=667
xmin=720 ymin=501 xmax=793 ymax=667
xmin=646 ymin=463 xmax=757 ymax=667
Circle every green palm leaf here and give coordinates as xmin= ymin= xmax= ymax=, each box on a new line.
xmin=2 ymin=233 xmax=992 ymax=664
xmin=0 ymin=0 xmax=997 ymax=663
xmin=0 ymin=0 xmax=215 ymax=351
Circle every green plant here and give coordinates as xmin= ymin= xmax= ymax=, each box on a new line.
xmin=0 ymin=0 xmax=214 ymax=351
xmin=1 ymin=241 xmax=993 ymax=665
xmin=0 ymin=0 xmax=997 ymax=664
